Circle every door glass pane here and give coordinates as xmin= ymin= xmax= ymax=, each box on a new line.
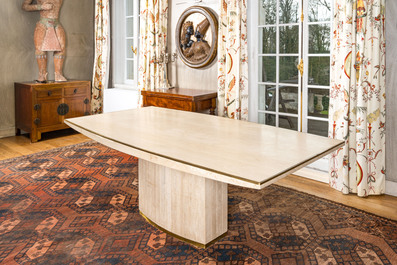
xmin=126 ymin=39 xmax=135 ymax=59
xmin=308 ymin=88 xmax=329 ymax=118
xmin=279 ymin=25 xmax=299 ymax=54
xmin=259 ymin=0 xmax=277 ymax=25
xmin=279 ymin=86 xmax=298 ymax=114
xmin=260 ymin=56 xmax=276 ymax=82
xmin=126 ymin=17 xmax=134 ymax=37
xmin=259 ymin=85 xmax=276 ymax=111
xmin=309 ymin=24 xmax=330 ymax=54
xmin=279 ymin=116 xmax=298 ymax=130
xmin=279 ymin=0 xmax=299 ymax=24
xmin=308 ymin=0 xmax=332 ymax=22
xmin=126 ymin=60 xmax=134 ymax=80
xmin=260 ymin=27 xmax=276 ymax=54
xmin=259 ymin=113 xmax=276 ymax=126
xmin=126 ymin=0 xmax=134 ymax=16
xmin=308 ymin=56 xmax=330 ymax=86
xmin=279 ymin=56 xmax=298 ymax=84
xmin=308 ymin=119 xmax=328 ymax=137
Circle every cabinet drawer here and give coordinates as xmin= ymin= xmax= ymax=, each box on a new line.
xmin=65 ymin=86 xmax=88 ymax=96
xmin=36 ymin=88 xmax=62 ymax=98
xmin=144 ymin=96 xmax=192 ymax=111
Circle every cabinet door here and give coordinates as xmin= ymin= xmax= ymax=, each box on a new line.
xmin=64 ymin=96 xmax=89 ymax=119
xmin=35 ymin=99 xmax=63 ymax=128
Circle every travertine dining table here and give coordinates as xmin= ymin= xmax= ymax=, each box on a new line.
xmin=65 ymin=107 xmax=343 ymax=248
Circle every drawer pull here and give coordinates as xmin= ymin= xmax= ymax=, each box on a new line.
xmin=84 ymin=98 xmax=89 ymax=104
xmin=34 ymin=104 xmax=41 ymax=111
xmin=57 ymin=103 xmax=69 ymax=116
xmin=48 ymin=91 xmax=52 ymax=96
xmin=34 ymin=118 xmax=40 ymax=125
xmin=74 ymin=88 xmax=78 ymax=94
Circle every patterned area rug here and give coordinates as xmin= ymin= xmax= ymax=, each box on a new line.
xmin=0 ymin=141 xmax=396 ymax=264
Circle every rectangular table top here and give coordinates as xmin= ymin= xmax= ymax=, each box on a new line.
xmin=65 ymin=107 xmax=343 ymax=189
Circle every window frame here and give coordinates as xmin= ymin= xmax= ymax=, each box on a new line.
xmin=111 ymin=0 xmax=140 ymax=89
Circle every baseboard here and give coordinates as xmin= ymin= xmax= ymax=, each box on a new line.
xmin=386 ymin=180 xmax=397 ymax=196
xmin=295 ymin=168 xmax=397 ymax=197
xmin=0 ymin=127 xmax=15 ymax=138
xmin=293 ymin=167 xmax=328 ymax=183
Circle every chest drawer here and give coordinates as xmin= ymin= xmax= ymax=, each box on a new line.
xmin=65 ymin=86 xmax=88 ymax=96
xmin=36 ymin=88 xmax=63 ymax=98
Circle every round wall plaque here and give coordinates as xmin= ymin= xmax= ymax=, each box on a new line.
xmin=175 ymin=6 xmax=218 ymax=69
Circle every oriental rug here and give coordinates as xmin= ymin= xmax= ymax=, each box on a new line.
xmin=0 ymin=141 xmax=396 ymax=264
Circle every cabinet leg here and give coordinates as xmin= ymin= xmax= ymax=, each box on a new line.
xmin=210 ymin=98 xmax=216 ymax=115
xmin=15 ymin=128 xmax=21 ymax=136
xmin=30 ymin=131 xmax=41 ymax=143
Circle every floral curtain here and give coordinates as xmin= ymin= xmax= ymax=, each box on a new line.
xmin=329 ymin=0 xmax=386 ymax=196
xmin=92 ymin=0 xmax=110 ymax=114
xmin=138 ymin=0 xmax=168 ymax=91
xmin=217 ymin=0 xmax=249 ymax=120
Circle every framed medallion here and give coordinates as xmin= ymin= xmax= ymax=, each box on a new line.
xmin=175 ymin=6 xmax=218 ymax=69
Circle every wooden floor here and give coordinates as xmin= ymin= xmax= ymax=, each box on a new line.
xmin=1 ymin=130 xmax=396 ymax=221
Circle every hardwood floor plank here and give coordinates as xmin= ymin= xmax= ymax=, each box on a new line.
xmin=0 ymin=130 xmax=396 ymax=221
xmin=0 ymin=129 xmax=89 ymax=160
xmin=278 ymin=175 xmax=397 ymax=220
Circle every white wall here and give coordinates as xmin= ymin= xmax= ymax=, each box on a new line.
xmin=168 ymin=0 xmax=219 ymax=91
xmin=103 ymin=89 xmax=139 ymax=113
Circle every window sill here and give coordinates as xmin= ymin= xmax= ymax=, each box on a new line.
xmin=111 ymin=84 xmax=139 ymax=91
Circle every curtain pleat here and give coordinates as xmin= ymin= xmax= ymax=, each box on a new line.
xmin=329 ymin=0 xmax=386 ymax=196
xmin=138 ymin=0 xmax=168 ymax=92
xmin=217 ymin=0 xmax=249 ymax=120
xmin=92 ymin=0 xmax=110 ymax=114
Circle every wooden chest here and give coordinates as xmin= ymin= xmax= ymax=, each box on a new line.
xmin=15 ymin=80 xmax=91 ymax=142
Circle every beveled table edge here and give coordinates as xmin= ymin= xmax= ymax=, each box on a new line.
xmin=65 ymin=119 xmax=344 ymax=189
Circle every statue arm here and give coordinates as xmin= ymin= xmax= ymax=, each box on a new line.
xmin=22 ymin=0 xmax=52 ymax=11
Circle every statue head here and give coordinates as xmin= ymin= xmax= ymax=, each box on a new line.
xmin=181 ymin=21 xmax=194 ymax=45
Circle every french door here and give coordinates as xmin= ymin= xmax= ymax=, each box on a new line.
xmin=249 ymin=0 xmax=333 ymax=172
xmin=250 ymin=0 xmax=332 ymax=135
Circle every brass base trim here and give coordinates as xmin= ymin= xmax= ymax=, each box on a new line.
xmin=139 ymin=211 xmax=227 ymax=249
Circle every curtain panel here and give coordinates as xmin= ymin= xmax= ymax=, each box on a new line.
xmin=138 ymin=0 xmax=168 ymax=91
xmin=217 ymin=0 xmax=249 ymax=120
xmin=329 ymin=0 xmax=386 ymax=196
xmin=92 ymin=0 xmax=110 ymax=114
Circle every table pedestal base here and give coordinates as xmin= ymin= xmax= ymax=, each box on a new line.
xmin=139 ymin=159 xmax=228 ymax=248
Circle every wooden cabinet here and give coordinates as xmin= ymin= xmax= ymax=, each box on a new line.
xmin=15 ymin=80 xmax=91 ymax=142
xmin=141 ymin=88 xmax=217 ymax=114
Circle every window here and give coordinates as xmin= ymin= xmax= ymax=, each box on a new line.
xmin=249 ymin=0 xmax=332 ymax=137
xmin=111 ymin=0 xmax=140 ymax=87
xmin=248 ymin=0 xmax=333 ymax=174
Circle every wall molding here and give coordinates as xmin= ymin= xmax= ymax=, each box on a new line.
xmin=294 ymin=167 xmax=328 ymax=183
xmin=295 ymin=168 xmax=396 ymax=197
xmin=386 ymin=180 xmax=397 ymax=197
xmin=0 ymin=127 xmax=15 ymax=139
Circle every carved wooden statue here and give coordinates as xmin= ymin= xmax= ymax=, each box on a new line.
xmin=22 ymin=0 xmax=67 ymax=82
